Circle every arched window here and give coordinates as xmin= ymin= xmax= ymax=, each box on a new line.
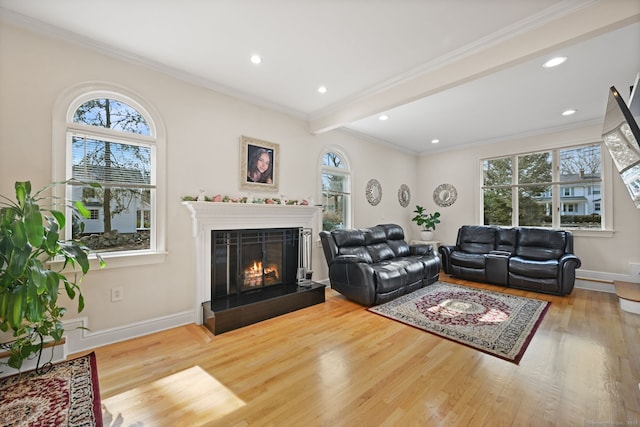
xmin=321 ymin=149 xmax=351 ymax=231
xmin=63 ymin=91 xmax=160 ymax=254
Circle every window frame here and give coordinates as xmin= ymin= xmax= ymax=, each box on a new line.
xmin=53 ymin=83 xmax=167 ymax=268
xmin=319 ymin=147 xmax=352 ymax=231
xmin=479 ymin=140 xmax=614 ymax=237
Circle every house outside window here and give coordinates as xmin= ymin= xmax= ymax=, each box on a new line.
xmin=482 ymin=143 xmax=602 ymax=229
xmin=321 ymin=150 xmax=351 ymax=231
xmin=67 ymin=96 xmax=157 ymax=253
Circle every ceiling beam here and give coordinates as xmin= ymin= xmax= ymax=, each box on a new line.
xmin=308 ymin=1 xmax=640 ymax=134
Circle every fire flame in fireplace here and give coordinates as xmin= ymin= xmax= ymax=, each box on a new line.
xmin=243 ymin=261 xmax=280 ymax=288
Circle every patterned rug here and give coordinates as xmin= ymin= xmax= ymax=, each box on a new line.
xmin=0 ymin=352 xmax=102 ymax=426
xmin=369 ymin=282 xmax=550 ymax=363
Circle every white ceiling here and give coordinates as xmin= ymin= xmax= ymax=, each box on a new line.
xmin=1 ymin=0 xmax=639 ymax=154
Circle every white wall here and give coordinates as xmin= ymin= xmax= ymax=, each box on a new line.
xmin=0 ymin=23 xmax=418 ymax=344
xmin=417 ymin=126 xmax=640 ymax=279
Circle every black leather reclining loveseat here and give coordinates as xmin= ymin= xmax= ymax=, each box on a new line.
xmin=320 ymin=224 xmax=441 ymax=306
xmin=439 ymin=225 xmax=581 ymax=295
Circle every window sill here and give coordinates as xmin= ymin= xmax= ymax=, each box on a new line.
xmin=570 ymin=229 xmax=614 ymax=238
xmin=49 ymin=250 xmax=168 ymax=272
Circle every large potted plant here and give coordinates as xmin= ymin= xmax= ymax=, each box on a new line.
xmin=411 ymin=205 xmax=441 ymax=240
xmin=0 ymin=181 xmax=102 ymax=370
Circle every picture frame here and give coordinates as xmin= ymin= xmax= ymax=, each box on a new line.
xmin=240 ymin=135 xmax=279 ymax=192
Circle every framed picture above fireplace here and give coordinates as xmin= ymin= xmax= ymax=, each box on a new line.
xmin=240 ymin=135 xmax=279 ymax=192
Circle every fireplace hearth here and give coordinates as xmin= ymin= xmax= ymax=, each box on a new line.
xmin=206 ymin=226 xmax=323 ymax=334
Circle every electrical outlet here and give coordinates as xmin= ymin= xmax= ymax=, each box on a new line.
xmin=630 ymin=263 xmax=640 ymax=280
xmin=111 ymin=287 xmax=124 ymax=302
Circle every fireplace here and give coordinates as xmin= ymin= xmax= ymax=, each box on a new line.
xmin=211 ymin=228 xmax=302 ymax=299
xmin=182 ymin=201 xmax=324 ymax=333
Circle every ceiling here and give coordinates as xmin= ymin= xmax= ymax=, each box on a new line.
xmin=1 ymin=0 xmax=639 ymax=154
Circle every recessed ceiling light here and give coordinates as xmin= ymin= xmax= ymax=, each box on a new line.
xmin=543 ymin=56 xmax=567 ymax=68
xmin=378 ymin=114 xmax=389 ymax=121
xmin=250 ymin=55 xmax=263 ymax=65
xmin=317 ymin=85 xmax=327 ymax=94
xmin=431 ymin=139 xmax=440 ymax=144
xmin=562 ymin=109 xmax=577 ymax=116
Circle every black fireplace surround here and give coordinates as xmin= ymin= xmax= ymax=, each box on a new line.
xmin=204 ymin=227 xmax=324 ymax=334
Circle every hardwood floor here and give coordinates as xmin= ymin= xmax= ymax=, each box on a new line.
xmin=74 ymin=276 xmax=640 ymax=426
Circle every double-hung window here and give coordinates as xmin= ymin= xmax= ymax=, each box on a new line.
xmin=66 ymin=96 xmax=158 ymax=253
xmin=321 ymin=150 xmax=351 ymax=231
xmin=482 ymin=143 xmax=603 ymax=229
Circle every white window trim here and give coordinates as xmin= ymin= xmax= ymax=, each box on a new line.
xmin=478 ymin=140 xmax=614 ymax=238
xmin=52 ymin=82 xmax=167 ymax=268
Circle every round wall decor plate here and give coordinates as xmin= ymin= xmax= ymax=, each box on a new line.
xmin=398 ymin=184 xmax=411 ymax=207
xmin=366 ymin=179 xmax=382 ymax=206
xmin=433 ymin=183 xmax=457 ymax=207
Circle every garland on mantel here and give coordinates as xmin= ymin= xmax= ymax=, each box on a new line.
xmin=182 ymin=193 xmax=313 ymax=206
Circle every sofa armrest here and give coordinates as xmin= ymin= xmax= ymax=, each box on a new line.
xmin=328 ymin=260 xmax=377 ymax=305
xmin=557 ymin=254 xmax=582 ymax=295
xmin=438 ymin=245 xmax=457 ymax=274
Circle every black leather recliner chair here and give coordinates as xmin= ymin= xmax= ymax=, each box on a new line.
xmin=320 ymin=224 xmax=441 ymax=306
xmin=439 ymin=225 xmax=581 ymax=296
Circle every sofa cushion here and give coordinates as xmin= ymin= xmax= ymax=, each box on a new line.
xmin=496 ymin=227 xmax=517 ymax=254
xmin=458 ymin=225 xmax=496 ymax=254
xmin=515 ymin=228 xmax=566 ymax=260
xmin=370 ymin=261 xmax=407 ymax=293
xmin=333 ymin=229 xmax=365 ymax=247
xmin=367 ymin=243 xmax=395 ymax=262
xmin=450 ymin=251 xmax=486 ymax=269
xmin=509 ymin=257 xmax=559 ymax=279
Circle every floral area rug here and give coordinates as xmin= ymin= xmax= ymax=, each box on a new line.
xmin=368 ymin=282 xmax=550 ymax=363
xmin=0 ymin=352 xmax=102 ymax=426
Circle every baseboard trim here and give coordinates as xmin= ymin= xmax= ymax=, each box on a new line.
xmin=62 ymin=310 xmax=193 ymax=355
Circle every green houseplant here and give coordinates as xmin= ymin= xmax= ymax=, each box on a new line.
xmin=411 ymin=205 xmax=441 ymax=239
xmin=0 ymin=181 xmax=102 ymax=370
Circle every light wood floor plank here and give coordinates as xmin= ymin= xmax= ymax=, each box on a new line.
xmin=72 ymin=276 xmax=640 ymax=426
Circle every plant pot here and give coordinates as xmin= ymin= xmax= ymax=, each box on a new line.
xmin=420 ymin=230 xmax=434 ymax=240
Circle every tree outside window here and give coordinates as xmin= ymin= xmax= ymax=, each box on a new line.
xmin=482 ymin=143 xmax=602 ymax=229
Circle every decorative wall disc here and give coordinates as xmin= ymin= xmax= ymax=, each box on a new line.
xmin=366 ymin=179 xmax=382 ymax=206
xmin=433 ymin=183 xmax=457 ymax=207
xmin=398 ymin=184 xmax=411 ymax=207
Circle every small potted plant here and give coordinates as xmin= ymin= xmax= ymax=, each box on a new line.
xmin=411 ymin=205 xmax=441 ymax=240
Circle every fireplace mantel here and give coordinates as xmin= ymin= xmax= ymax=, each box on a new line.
xmin=182 ymin=201 xmax=321 ymax=324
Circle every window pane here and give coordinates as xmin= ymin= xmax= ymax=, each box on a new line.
xmin=560 ymin=182 xmax=602 ymax=228
xmin=72 ymin=136 xmax=151 ymax=186
xmin=322 ymin=172 xmax=348 ymax=193
xmin=72 ymin=185 xmax=152 ymax=252
xmin=322 ymin=193 xmax=348 ymax=231
xmin=560 ymin=144 xmax=601 ymax=180
xmin=483 ymin=188 xmax=512 ymax=225
xmin=518 ymin=152 xmax=551 ymax=184
xmin=483 ymin=157 xmax=512 ymax=186
xmin=74 ymin=98 xmax=150 ymax=135
xmin=322 ymin=152 xmax=344 ymax=168
xmin=519 ymin=185 xmax=551 ymax=227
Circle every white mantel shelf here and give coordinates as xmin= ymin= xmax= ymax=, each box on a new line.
xmin=181 ymin=201 xmax=322 ymax=324
xmin=182 ymin=201 xmax=321 ymax=236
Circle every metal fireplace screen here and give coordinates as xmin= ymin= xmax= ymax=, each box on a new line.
xmin=211 ymin=228 xmax=302 ymax=299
